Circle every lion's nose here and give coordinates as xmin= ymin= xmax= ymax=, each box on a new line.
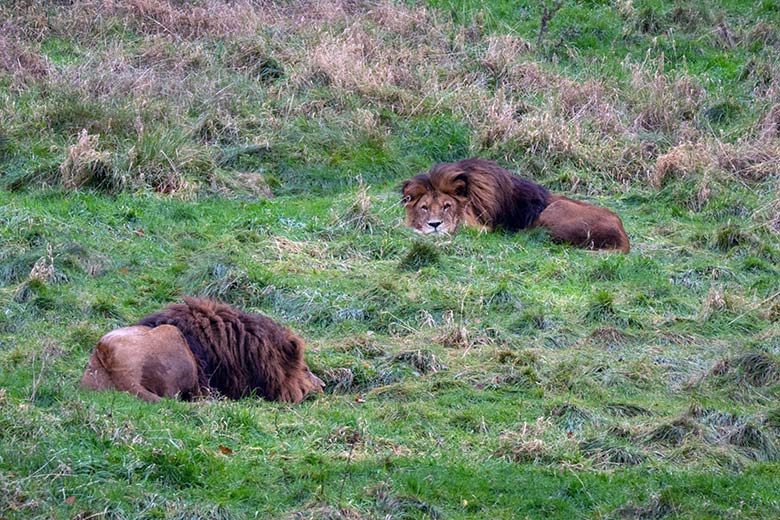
xmin=428 ymin=220 xmax=442 ymax=230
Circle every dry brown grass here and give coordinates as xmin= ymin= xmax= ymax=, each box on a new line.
xmin=209 ymin=171 xmax=274 ymax=199
xmin=332 ymin=182 xmax=379 ymax=234
xmin=759 ymin=104 xmax=780 ymax=139
xmin=481 ymin=34 xmax=532 ymax=82
xmin=557 ymin=78 xmax=622 ymax=132
xmin=368 ymin=2 xmax=431 ymax=37
xmin=754 ymin=181 xmax=780 ymax=233
xmin=0 ymin=35 xmax=50 ymax=88
xmin=476 ymin=88 xmax=526 ymax=149
xmin=47 ymin=40 xmax=212 ymax=111
xmin=59 ymin=129 xmax=111 ymax=189
xmin=393 ymin=349 xmax=445 ymax=374
xmin=52 ymin=0 xmax=264 ymax=40
xmin=626 ymin=53 xmax=705 ymax=133
xmin=698 ymin=287 xmax=752 ymax=322
xmin=496 ymin=416 xmax=572 ymax=464
xmin=3 ymin=0 xmax=778 ymax=197
xmin=716 ymin=140 xmax=780 ymax=183
xmin=28 ymin=245 xmax=56 ymax=284
xmin=308 ymin=29 xmax=400 ymax=97
xmin=652 ymin=142 xmax=711 ymax=188
xmin=653 ymin=134 xmax=779 ymax=196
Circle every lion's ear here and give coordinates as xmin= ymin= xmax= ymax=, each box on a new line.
xmin=453 ymin=173 xmax=469 ymax=197
xmin=401 ymin=178 xmax=426 ymax=204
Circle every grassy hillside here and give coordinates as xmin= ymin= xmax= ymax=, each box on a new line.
xmin=1 ymin=0 xmax=779 ymax=518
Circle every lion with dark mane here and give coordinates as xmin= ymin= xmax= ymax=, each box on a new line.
xmin=81 ymin=298 xmax=324 ymax=403
xmin=402 ymin=158 xmax=630 ymax=253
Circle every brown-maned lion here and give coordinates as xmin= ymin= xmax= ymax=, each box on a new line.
xmin=136 ymin=297 xmax=325 ymax=402
xmin=80 ymin=325 xmax=200 ymax=403
xmin=401 ymin=158 xmax=630 ymax=253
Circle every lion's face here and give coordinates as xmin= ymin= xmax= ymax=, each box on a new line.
xmin=404 ymin=191 xmax=463 ymax=235
xmin=402 ymin=171 xmax=468 ymax=235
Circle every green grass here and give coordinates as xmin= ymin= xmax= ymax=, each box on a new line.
xmin=2 ymin=186 xmax=778 ymax=518
xmin=2 ymin=0 xmax=780 ymax=518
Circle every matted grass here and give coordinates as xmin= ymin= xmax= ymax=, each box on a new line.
xmin=1 ymin=0 xmax=779 ymax=518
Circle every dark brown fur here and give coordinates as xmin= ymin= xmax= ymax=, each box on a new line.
xmin=402 ymin=158 xmax=629 ymax=253
xmin=137 ymin=298 xmax=324 ymax=402
xmin=538 ymin=194 xmax=631 ymax=253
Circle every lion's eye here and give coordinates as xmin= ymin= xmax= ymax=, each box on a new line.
xmin=443 ymin=203 xmax=452 ymax=211
xmin=420 ymin=205 xmax=428 ymax=212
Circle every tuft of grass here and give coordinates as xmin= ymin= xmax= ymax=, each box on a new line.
xmin=607 ymin=403 xmax=653 ymax=418
xmin=119 ymin=127 xmax=212 ymax=195
xmin=714 ymin=221 xmax=754 ymax=251
xmin=332 ymin=183 xmax=380 ymax=234
xmin=179 ymin=257 xmax=264 ymax=307
xmin=371 ymin=482 xmax=442 ymax=520
xmin=59 ymin=129 xmax=113 ymax=190
xmin=613 ymin=493 xmax=677 ymax=520
xmin=739 ymin=353 xmax=780 ymax=387
xmin=715 ymin=352 xmax=780 ymax=387
xmin=765 ymin=407 xmax=780 ymax=429
xmin=585 ymin=289 xmax=616 ymax=321
xmin=393 ymin=349 xmax=445 ymax=374
xmin=726 ymin=422 xmax=780 ymax=461
xmin=283 ymin=504 xmax=364 ymax=520
xmin=225 ymin=40 xmax=284 ymax=83
xmin=579 ymin=438 xmax=646 ymax=468
xmin=435 ymin=322 xmax=471 ymax=349
xmin=495 ymin=417 xmax=570 ymax=465
xmin=548 ymin=402 xmax=595 ymax=433
xmin=644 ymin=417 xmax=702 ymax=447
xmin=322 ymin=367 xmax=355 ymax=394
xmin=398 ymin=240 xmax=440 ymax=271
xmin=496 ymin=436 xmax=551 ymax=464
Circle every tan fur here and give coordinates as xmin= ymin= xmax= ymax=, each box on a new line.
xmin=402 ymin=189 xmax=464 ymax=234
xmin=80 ymin=325 xmax=200 ymax=403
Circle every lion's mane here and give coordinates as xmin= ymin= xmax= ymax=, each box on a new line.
xmin=137 ymin=297 xmax=322 ymax=402
xmin=424 ymin=158 xmax=549 ymax=231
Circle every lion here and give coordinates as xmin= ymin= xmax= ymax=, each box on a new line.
xmin=80 ymin=298 xmax=325 ymax=403
xmin=80 ymin=325 xmax=200 ymax=403
xmin=136 ymin=297 xmax=325 ymax=402
xmin=401 ymin=158 xmax=630 ymax=253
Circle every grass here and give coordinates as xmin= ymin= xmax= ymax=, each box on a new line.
xmin=1 ymin=0 xmax=780 ymax=518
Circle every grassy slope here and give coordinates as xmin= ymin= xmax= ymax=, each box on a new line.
xmin=2 ymin=0 xmax=780 ymax=518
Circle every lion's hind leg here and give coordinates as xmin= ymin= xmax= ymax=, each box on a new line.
xmin=80 ymin=325 xmax=198 ymax=403
xmin=536 ymin=198 xmax=630 ymax=253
